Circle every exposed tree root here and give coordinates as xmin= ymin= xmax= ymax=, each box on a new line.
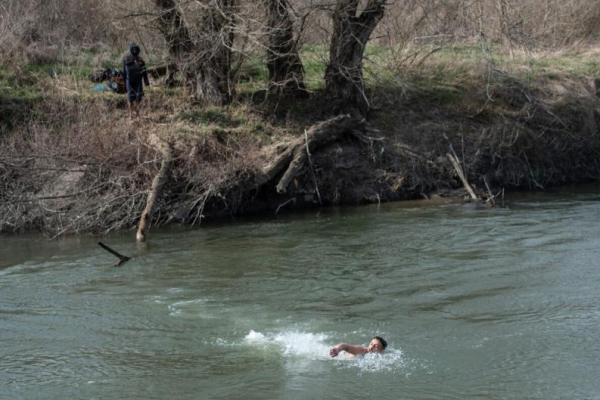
xmin=136 ymin=136 xmax=173 ymax=242
xmin=257 ymin=114 xmax=370 ymax=193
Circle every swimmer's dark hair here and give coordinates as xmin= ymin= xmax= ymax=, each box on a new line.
xmin=373 ymin=336 xmax=387 ymax=349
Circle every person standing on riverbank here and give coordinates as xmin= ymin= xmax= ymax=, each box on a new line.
xmin=329 ymin=336 xmax=387 ymax=357
xmin=122 ymin=43 xmax=150 ymax=120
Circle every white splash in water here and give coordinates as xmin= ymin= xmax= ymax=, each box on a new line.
xmin=350 ymin=349 xmax=407 ymax=373
xmin=244 ymin=330 xmax=330 ymax=360
xmin=244 ymin=329 xmax=267 ymax=343
xmin=242 ymin=330 xmax=414 ymax=374
xmin=273 ymin=331 xmax=330 ymax=359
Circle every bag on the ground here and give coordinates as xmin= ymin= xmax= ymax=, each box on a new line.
xmin=89 ymin=68 xmax=126 ymax=94
xmin=106 ymin=68 xmax=125 ymax=93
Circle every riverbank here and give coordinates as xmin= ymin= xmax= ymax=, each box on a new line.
xmin=1 ymin=45 xmax=600 ymax=236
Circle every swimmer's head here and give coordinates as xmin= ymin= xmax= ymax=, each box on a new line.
xmin=368 ymin=336 xmax=387 ymax=353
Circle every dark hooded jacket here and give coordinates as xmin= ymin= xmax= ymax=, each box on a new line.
xmin=122 ymin=44 xmax=149 ymax=87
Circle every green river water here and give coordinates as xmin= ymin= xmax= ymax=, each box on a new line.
xmin=1 ymin=186 xmax=600 ymax=399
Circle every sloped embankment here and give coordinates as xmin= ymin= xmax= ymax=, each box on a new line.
xmin=1 ymin=72 xmax=599 ymax=236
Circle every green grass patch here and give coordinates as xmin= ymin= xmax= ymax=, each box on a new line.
xmin=300 ymin=45 xmax=328 ymax=90
xmin=235 ymin=45 xmax=328 ymax=92
xmin=524 ymin=54 xmax=600 ymax=77
xmin=364 ymin=43 xmax=600 ymax=84
xmin=177 ymin=106 xmax=244 ymax=127
xmin=237 ymin=56 xmax=269 ymax=94
xmin=239 ymin=56 xmax=269 ymax=83
xmin=4 ymin=42 xmax=599 ymax=135
xmin=0 ymin=65 xmax=40 ymax=99
xmin=24 ymin=62 xmax=93 ymax=81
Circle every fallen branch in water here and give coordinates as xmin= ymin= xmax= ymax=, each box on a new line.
xmin=136 ymin=137 xmax=173 ymax=242
xmin=447 ymin=145 xmax=479 ymax=202
xmin=275 ymin=197 xmax=296 ymax=215
xmin=483 ymin=176 xmax=496 ymax=207
xmin=98 ymin=242 xmax=131 ymax=266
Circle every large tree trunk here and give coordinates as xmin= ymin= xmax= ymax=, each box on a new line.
xmin=155 ymin=0 xmax=235 ymax=106
xmin=325 ymin=0 xmax=386 ymax=117
xmin=264 ymin=0 xmax=305 ymax=97
xmin=188 ymin=0 xmax=235 ymax=105
xmin=155 ymin=0 xmax=193 ymax=57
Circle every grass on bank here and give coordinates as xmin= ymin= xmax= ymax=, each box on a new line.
xmin=2 ymin=43 xmax=599 ymax=135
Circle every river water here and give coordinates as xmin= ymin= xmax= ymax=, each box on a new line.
xmin=1 ymin=186 xmax=600 ymax=399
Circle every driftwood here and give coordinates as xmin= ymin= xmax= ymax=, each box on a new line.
xmin=446 ymin=148 xmax=479 ymax=201
xmin=136 ymin=137 xmax=173 ymax=242
xmin=98 ymin=242 xmax=130 ymax=266
xmin=258 ymin=114 xmax=370 ymax=194
xmin=482 ymin=176 xmax=497 ymax=207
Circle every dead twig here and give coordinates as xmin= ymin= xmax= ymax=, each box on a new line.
xmin=275 ymin=198 xmax=296 ymax=215
xmin=483 ymin=176 xmax=496 ymax=207
xmin=304 ymin=129 xmax=322 ymax=205
xmin=447 ymin=145 xmax=479 ymax=201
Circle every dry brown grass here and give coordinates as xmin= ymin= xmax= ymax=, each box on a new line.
xmin=0 ymin=69 xmax=275 ymax=235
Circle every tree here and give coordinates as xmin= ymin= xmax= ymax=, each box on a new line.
xmin=155 ymin=0 xmax=193 ymax=57
xmin=264 ymin=0 xmax=305 ymax=96
xmin=325 ymin=0 xmax=386 ymax=116
xmin=155 ymin=0 xmax=235 ymax=105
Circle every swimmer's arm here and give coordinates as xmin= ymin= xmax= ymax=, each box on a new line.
xmin=329 ymin=343 xmax=368 ymax=357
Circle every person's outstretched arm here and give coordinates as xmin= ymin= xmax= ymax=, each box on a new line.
xmin=329 ymin=343 xmax=368 ymax=357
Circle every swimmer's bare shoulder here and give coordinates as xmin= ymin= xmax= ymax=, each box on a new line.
xmin=329 ymin=337 xmax=387 ymax=358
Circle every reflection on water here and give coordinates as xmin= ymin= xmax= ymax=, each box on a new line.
xmin=1 ymin=185 xmax=600 ymax=399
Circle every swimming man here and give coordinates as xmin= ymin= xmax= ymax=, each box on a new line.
xmin=329 ymin=336 xmax=387 ymax=357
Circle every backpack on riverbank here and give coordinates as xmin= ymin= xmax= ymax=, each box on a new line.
xmin=89 ymin=68 xmax=126 ymax=94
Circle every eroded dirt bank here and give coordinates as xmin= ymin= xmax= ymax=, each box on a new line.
xmin=1 ymin=73 xmax=600 ymax=236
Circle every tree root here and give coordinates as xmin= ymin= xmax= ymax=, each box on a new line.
xmin=258 ymin=114 xmax=372 ymax=194
xmin=136 ymin=136 xmax=173 ymax=242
